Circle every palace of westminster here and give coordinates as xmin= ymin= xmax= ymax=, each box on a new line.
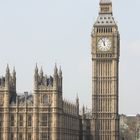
xmin=0 ymin=0 xmax=139 ymax=140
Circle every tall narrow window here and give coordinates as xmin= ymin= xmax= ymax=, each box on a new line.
xmin=28 ymin=133 xmax=32 ymax=140
xmin=41 ymin=114 xmax=48 ymax=126
xmin=11 ymin=133 xmax=14 ymax=140
xmin=11 ymin=114 xmax=14 ymax=126
xmin=41 ymin=133 xmax=47 ymax=140
xmin=19 ymin=133 xmax=23 ymax=140
xmin=0 ymin=114 xmax=3 ymax=127
xmin=28 ymin=115 xmax=32 ymax=126
xmin=43 ymin=95 xmax=49 ymax=105
xmin=0 ymin=132 xmax=3 ymax=140
xmin=19 ymin=115 xmax=23 ymax=126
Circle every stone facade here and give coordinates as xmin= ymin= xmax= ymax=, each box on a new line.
xmin=91 ymin=0 xmax=120 ymax=139
xmin=0 ymin=0 xmax=122 ymax=140
xmin=0 ymin=65 xmax=80 ymax=140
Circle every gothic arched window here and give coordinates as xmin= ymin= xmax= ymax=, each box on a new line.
xmin=28 ymin=115 xmax=32 ymax=126
xmin=19 ymin=115 xmax=23 ymax=126
xmin=43 ymin=95 xmax=49 ymax=105
xmin=11 ymin=114 xmax=14 ymax=126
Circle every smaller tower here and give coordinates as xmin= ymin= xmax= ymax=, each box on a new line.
xmin=12 ymin=67 xmax=16 ymax=86
xmin=3 ymin=65 xmax=16 ymax=140
xmin=53 ymin=64 xmax=58 ymax=90
xmin=33 ymin=64 xmax=63 ymax=140
xmin=58 ymin=66 xmax=62 ymax=92
xmin=33 ymin=64 xmax=39 ymax=140
xmin=11 ymin=67 xmax=16 ymax=93
xmin=3 ymin=65 xmax=10 ymax=140
xmin=5 ymin=64 xmax=10 ymax=89
xmin=39 ymin=66 xmax=43 ymax=81
xmin=34 ymin=64 xmax=39 ymax=90
xmin=82 ymin=106 xmax=86 ymax=140
xmin=76 ymin=94 xmax=79 ymax=115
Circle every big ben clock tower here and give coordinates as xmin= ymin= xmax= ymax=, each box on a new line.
xmin=91 ymin=0 xmax=120 ymax=140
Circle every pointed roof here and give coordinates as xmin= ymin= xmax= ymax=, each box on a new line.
xmin=94 ymin=14 xmax=116 ymax=26
xmin=100 ymin=0 xmax=111 ymax=4
xmin=93 ymin=0 xmax=114 ymax=27
xmin=40 ymin=66 xmax=43 ymax=75
xmin=6 ymin=64 xmax=10 ymax=75
xmin=54 ymin=63 xmax=58 ymax=75
xmin=13 ymin=66 xmax=16 ymax=76
xmin=58 ymin=66 xmax=62 ymax=76
xmin=35 ymin=63 xmax=38 ymax=73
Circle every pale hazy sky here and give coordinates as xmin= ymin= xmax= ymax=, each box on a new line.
xmin=0 ymin=0 xmax=140 ymax=115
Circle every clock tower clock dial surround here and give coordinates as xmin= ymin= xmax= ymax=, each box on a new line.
xmin=97 ymin=37 xmax=112 ymax=51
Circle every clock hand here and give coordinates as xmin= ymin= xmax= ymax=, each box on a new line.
xmin=102 ymin=40 xmax=105 ymax=46
xmin=101 ymin=38 xmax=105 ymax=46
xmin=104 ymin=38 xmax=106 ymax=46
xmin=103 ymin=39 xmax=105 ymax=46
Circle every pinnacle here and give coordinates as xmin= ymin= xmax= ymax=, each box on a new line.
xmin=35 ymin=63 xmax=38 ymax=73
xmin=6 ymin=64 xmax=10 ymax=74
xmin=54 ymin=63 xmax=58 ymax=75
xmin=76 ymin=94 xmax=79 ymax=100
xmin=59 ymin=66 xmax=62 ymax=76
xmin=40 ymin=66 xmax=43 ymax=74
xmin=82 ymin=105 xmax=85 ymax=114
xmin=13 ymin=67 xmax=16 ymax=75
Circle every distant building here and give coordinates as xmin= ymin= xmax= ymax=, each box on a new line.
xmin=120 ymin=114 xmax=140 ymax=140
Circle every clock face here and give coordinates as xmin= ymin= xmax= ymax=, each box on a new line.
xmin=97 ymin=37 xmax=112 ymax=51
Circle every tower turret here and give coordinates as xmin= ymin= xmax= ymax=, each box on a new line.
xmin=12 ymin=67 xmax=16 ymax=88
xmin=33 ymin=64 xmax=39 ymax=140
xmin=58 ymin=66 xmax=62 ymax=91
xmin=12 ymin=67 xmax=16 ymax=79
xmin=54 ymin=64 xmax=58 ymax=77
xmin=53 ymin=64 xmax=58 ymax=90
xmin=3 ymin=65 xmax=16 ymax=140
xmin=34 ymin=64 xmax=39 ymax=89
xmin=82 ymin=105 xmax=85 ymax=118
xmin=39 ymin=66 xmax=43 ymax=80
xmin=58 ymin=66 xmax=62 ymax=78
xmin=76 ymin=94 xmax=79 ymax=115
xmin=5 ymin=64 xmax=10 ymax=88
xmin=82 ymin=105 xmax=86 ymax=140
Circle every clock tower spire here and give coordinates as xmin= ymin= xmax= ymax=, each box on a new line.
xmin=91 ymin=0 xmax=120 ymax=140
